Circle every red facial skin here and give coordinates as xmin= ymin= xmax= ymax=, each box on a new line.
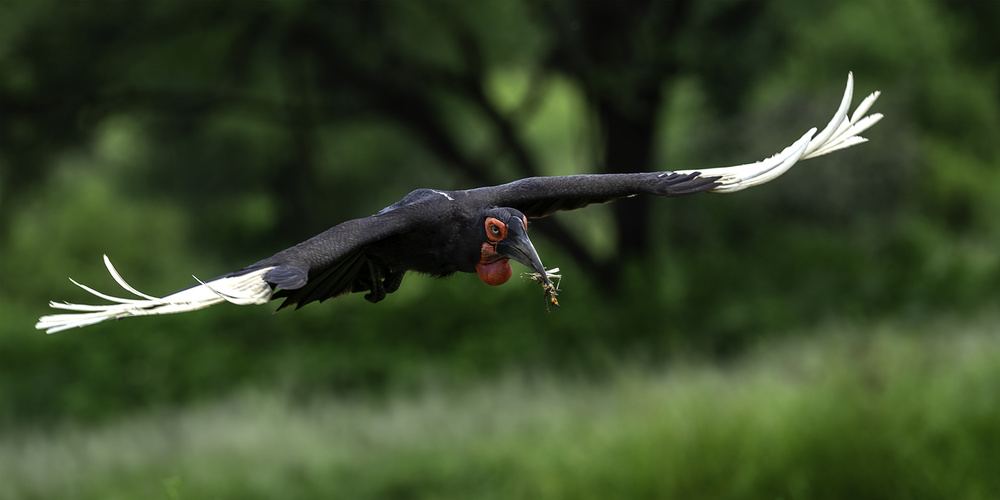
xmin=475 ymin=215 xmax=527 ymax=286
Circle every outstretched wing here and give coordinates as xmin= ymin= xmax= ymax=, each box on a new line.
xmin=461 ymin=171 xmax=722 ymax=219
xmin=462 ymin=73 xmax=882 ymax=219
xmin=36 ymin=207 xmax=423 ymax=333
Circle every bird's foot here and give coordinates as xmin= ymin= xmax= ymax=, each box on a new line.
xmin=383 ymin=270 xmax=405 ymax=294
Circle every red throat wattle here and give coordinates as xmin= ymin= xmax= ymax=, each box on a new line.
xmin=476 ymin=243 xmax=512 ymax=286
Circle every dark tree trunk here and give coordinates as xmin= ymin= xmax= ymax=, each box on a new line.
xmin=537 ymin=0 xmax=691 ymax=289
xmin=599 ymin=80 xmax=666 ymax=260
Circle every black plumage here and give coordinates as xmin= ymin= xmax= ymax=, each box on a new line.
xmin=250 ymin=172 xmax=717 ymax=310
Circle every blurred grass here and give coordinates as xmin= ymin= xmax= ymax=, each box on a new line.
xmin=3 ymin=314 xmax=998 ymax=500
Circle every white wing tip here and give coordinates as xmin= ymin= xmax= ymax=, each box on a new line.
xmin=37 ymin=257 xmax=275 ymax=334
xmin=676 ymin=72 xmax=881 ymax=192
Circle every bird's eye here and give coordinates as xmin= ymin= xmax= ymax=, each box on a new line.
xmin=484 ymin=217 xmax=507 ymax=243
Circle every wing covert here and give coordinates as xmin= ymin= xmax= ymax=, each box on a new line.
xmin=460 ymin=171 xmax=721 ymax=219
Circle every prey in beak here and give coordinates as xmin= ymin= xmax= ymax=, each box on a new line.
xmin=496 ymin=218 xmax=560 ymax=310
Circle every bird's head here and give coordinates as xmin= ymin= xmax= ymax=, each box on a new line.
xmin=476 ymin=207 xmax=549 ymax=287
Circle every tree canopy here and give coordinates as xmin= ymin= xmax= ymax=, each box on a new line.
xmin=2 ymin=0 xmax=999 ymax=426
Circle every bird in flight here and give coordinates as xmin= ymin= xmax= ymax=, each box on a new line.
xmin=36 ymin=74 xmax=882 ymax=334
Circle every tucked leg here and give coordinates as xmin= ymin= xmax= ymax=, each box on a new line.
xmin=364 ymin=262 xmax=386 ymax=303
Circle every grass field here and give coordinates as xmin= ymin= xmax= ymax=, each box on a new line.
xmin=3 ymin=315 xmax=999 ymax=500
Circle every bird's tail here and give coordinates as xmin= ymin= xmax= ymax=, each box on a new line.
xmin=675 ymin=72 xmax=883 ymax=193
xmin=35 ymin=255 xmax=274 ymax=334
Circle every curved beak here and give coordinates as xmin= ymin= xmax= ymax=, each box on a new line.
xmin=496 ymin=222 xmax=550 ymax=286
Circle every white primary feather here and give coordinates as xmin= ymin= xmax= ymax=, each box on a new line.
xmin=672 ymin=72 xmax=883 ymax=193
xmin=35 ymin=255 xmax=274 ymax=334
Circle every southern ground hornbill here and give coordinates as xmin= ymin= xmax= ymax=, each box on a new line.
xmin=37 ymin=74 xmax=882 ymax=333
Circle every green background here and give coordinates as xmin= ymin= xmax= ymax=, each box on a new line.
xmin=2 ymin=0 xmax=998 ymax=498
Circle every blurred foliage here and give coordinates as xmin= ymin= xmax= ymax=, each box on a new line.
xmin=1 ymin=0 xmax=999 ymax=429
xmin=3 ymin=316 xmax=999 ymax=499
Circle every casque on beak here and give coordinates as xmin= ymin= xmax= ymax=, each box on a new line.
xmin=495 ymin=221 xmax=551 ymax=286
